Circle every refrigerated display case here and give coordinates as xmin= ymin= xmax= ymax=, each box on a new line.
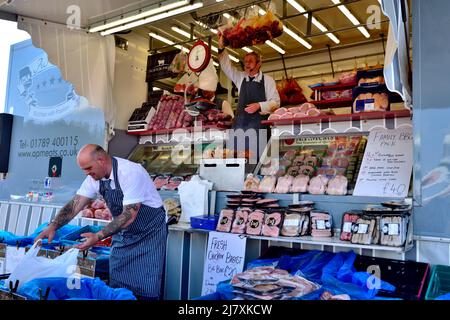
xmin=254 ymin=134 xmax=368 ymax=195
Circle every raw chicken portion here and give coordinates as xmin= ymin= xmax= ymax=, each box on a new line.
xmin=259 ymin=176 xmax=277 ymax=193
xmin=308 ymin=175 xmax=329 ymax=195
xmin=290 ymin=175 xmax=310 ymax=193
xmin=326 ymin=175 xmax=348 ymax=195
xmin=275 ymin=175 xmax=294 ymax=194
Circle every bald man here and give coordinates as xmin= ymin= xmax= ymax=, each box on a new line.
xmin=35 ymin=144 xmax=167 ymax=300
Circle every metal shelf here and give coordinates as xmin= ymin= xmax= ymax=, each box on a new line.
xmin=310 ymin=82 xmax=357 ymax=92
xmin=169 ymin=224 xmax=414 ymax=253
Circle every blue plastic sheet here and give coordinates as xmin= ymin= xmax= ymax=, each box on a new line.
xmin=277 ymin=250 xmax=335 ymax=282
xmin=435 ymin=293 xmax=450 ymax=300
xmin=245 ymin=258 xmax=279 ymax=270
xmin=206 ymin=250 xmax=397 ymax=301
xmin=17 ymin=277 xmax=136 ymax=300
xmin=320 ymin=251 xmax=395 ymax=300
xmin=0 ymin=223 xmax=82 ymax=247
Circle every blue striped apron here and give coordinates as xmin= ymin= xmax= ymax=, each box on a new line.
xmin=99 ymin=157 xmax=167 ymax=298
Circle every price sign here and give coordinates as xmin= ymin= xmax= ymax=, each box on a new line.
xmin=354 ymin=127 xmax=413 ymax=197
xmin=201 ymin=232 xmax=246 ymax=296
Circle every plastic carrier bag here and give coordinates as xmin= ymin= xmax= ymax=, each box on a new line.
xmin=17 ymin=277 xmax=136 ymax=300
xmin=219 ymin=5 xmax=283 ymax=49
xmin=5 ymin=240 xmax=79 ymax=290
xmin=168 ymin=51 xmax=187 ymax=74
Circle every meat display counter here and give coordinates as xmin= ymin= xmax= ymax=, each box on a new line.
xmin=254 ymin=134 xmax=368 ymax=195
xmin=128 ymin=143 xmax=212 ymax=177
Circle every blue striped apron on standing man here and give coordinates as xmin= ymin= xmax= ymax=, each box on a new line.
xmin=99 ymin=157 xmax=167 ymax=299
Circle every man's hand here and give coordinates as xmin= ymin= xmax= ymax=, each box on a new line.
xmin=75 ymin=232 xmax=100 ymax=251
xmin=245 ymin=103 xmax=261 ymax=114
xmin=34 ymin=224 xmax=57 ymax=244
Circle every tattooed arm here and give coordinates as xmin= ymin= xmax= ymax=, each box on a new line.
xmin=35 ymin=195 xmax=91 ymax=243
xmin=97 ymin=203 xmax=141 ymax=240
xmin=50 ymin=195 xmax=92 ymax=229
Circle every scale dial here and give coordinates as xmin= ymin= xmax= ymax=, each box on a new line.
xmin=187 ymin=40 xmax=211 ymax=73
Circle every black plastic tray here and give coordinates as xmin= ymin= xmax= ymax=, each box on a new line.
xmin=353 ymin=255 xmax=430 ymax=300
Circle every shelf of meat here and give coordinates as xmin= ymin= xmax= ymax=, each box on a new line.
xmin=127 ymin=94 xmax=232 ymax=136
xmin=247 ymin=233 xmax=413 ymax=252
xmin=263 ymin=109 xmax=411 ymax=126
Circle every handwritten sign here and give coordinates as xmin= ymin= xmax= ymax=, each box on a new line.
xmin=201 ymin=232 xmax=247 ymax=296
xmin=353 ymin=127 xmax=413 ymax=197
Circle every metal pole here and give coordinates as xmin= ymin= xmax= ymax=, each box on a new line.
xmin=264 ymin=51 xmax=385 ymax=74
xmin=281 ymin=54 xmax=288 ymax=78
xmin=380 ymin=33 xmax=386 ymax=57
xmin=326 ymin=44 xmax=335 ymax=78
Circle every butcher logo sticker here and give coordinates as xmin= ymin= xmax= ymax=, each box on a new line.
xmin=220 ymin=217 xmax=229 ymax=225
xmin=236 ymin=217 xmax=244 ymax=225
xmin=17 ymin=54 xmax=79 ymax=122
xmin=249 ymin=220 xmax=260 ymax=229
xmin=266 ymin=217 xmax=276 ymax=227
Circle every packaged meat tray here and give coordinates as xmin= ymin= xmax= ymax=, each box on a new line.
xmin=281 ymin=212 xmax=302 ymax=237
xmin=245 ymin=210 xmax=265 ymax=236
xmin=231 ymin=209 xmax=251 ymax=234
xmin=310 ymin=211 xmax=332 ymax=237
xmin=350 ymin=216 xmax=378 ymax=245
xmin=216 ymin=209 xmax=235 ymax=232
xmin=261 ymin=210 xmax=284 ymax=238
xmin=340 ymin=211 xmax=362 ymax=241
xmin=353 ymin=92 xmax=389 ymax=113
xmin=380 ymin=214 xmax=409 ymax=247
xmin=290 ymin=174 xmax=310 ymax=193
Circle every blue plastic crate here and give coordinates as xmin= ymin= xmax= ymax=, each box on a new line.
xmin=190 ymin=215 xmax=218 ymax=231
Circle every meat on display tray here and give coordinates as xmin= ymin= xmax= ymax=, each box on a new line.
xmin=127 ymin=122 xmax=232 ymax=136
xmin=261 ymin=109 xmax=412 ymax=126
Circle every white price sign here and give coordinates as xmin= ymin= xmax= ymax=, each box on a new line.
xmin=354 ymin=127 xmax=413 ymax=197
xmin=201 ymin=232 xmax=247 ymax=296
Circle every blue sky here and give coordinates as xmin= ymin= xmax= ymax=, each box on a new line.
xmin=0 ymin=19 xmax=30 ymax=113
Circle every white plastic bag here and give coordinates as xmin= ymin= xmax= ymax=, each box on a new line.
xmin=6 ymin=240 xmax=80 ymax=290
xmin=198 ymin=59 xmax=218 ymax=92
xmin=177 ymin=176 xmax=213 ymax=223
xmin=5 ymin=246 xmax=26 ymax=274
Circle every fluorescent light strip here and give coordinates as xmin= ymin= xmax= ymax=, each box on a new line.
xmin=171 ymin=26 xmax=240 ymax=62
xmin=286 ymin=0 xmax=340 ymax=44
xmin=89 ymin=0 xmax=189 ymax=33
xmin=259 ymin=7 xmax=310 ymax=50
xmin=265 ymin=40 xmax=285 ymax=55
xmin=283 ymin=26 xmax=312 ymax=49
xmin=153 ymin=87 xmax=162 ymax=91
xmin=194 ymin=21 xmax=218 ymax=34
xmin=149 ymin=32 xmax=189 ymax=53
xmin=331 ymin=0 xmax=370 ymax=38
xmin=242 ymin=47 xmax=253 ymax=53
xmin=100 ymin=2 xmax=204 ymax=36
xmin=213 ymin=61 xmax=219 ymax=67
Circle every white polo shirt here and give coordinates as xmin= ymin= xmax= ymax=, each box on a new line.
xmin=77 ymin=157 xmax=163 ymax=208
